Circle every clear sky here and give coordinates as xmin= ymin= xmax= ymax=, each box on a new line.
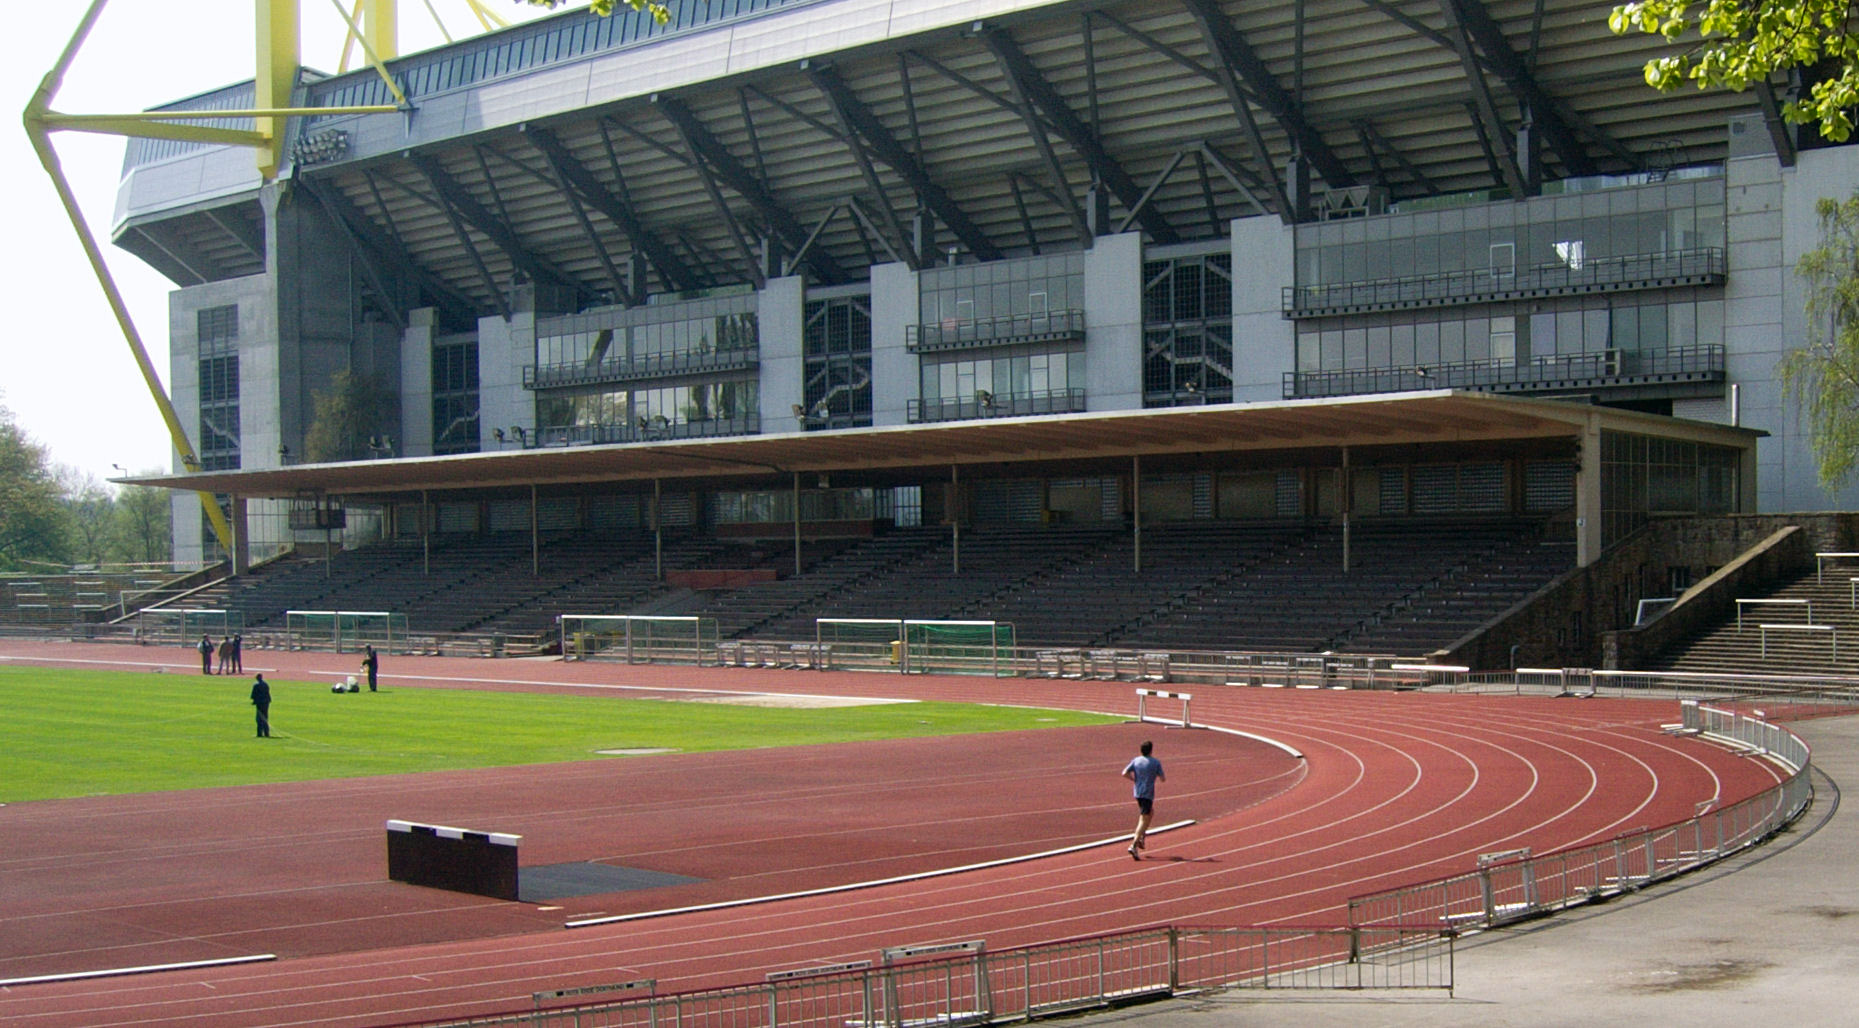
xmin=2 ymin=2 xmax=555 ymax=488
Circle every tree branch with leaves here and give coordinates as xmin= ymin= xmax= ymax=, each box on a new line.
xmin=1610 ymin=0 xmax=1859 ymax=142
xmin=523 ymin=1 xmax=672 ymax=24
xmin=1778 ymin=190 xmax=1859 ymax=489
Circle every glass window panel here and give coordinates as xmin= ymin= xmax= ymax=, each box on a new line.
xmin=1439 ymin=320 xmax=1465 ymax=364
xmin=1698 ymin=299 xmax=1724 ymax=345
xmin=1585 ymin=308 xmax=1611 ymax=351
xmin=1367 ymin=325 xmax=1391 ymax=367
xmin=1416 ymin=322 xmax=1441 ymax=365
xmin=1610 ymin=306 xmax=1638 ymax=351
xmin=1344 ymin=327 xmax=1367 ymax=369
xmin=1640 ymin=304 xmax=1668 ymax=349
xmin=1391 ymin=323 xmax=1416 ymax=366
xmin=1465 ymin=318 xmax=1490 ymax=362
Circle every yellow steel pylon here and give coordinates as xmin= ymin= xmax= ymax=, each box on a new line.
xmin=20 ymin=1 xmax=444 ymax=556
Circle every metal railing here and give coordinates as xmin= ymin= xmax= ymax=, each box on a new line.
xmin=1285 ymin=345 xmax=1726 ymax=399
xmin=908 ymin=388 xmax=1087 ymax=423
xmin=523 ymin=346 xmax=758 ymax=390
xmin=1347 ymin=703 xmax=1810 ymax=931
xmin=522 ymin=414 xmax=762 ymax=448
xmin=1281 ymin=247 xmax=1726 ymax=317
xmin=907 ymin=309 xmax=1086 ymax=352
xmin=406 ymin=925 xmax=1453 ymax=1028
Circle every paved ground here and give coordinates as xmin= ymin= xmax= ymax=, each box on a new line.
xmin=1086 ymin=713 xmax=1859 ymax=1027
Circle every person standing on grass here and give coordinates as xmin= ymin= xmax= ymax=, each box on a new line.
xmin=250 ymin=673 xmax=272 ymax=738
xmin=1122 ymin=740 xmax=1164 ymax=860
xmin=362 ymin=644 xmax=379 ymax=691
xmin=231 ymin=633 xmax=243 ymax=674
xmin=198 ymin=634 xmax=215 ymax=675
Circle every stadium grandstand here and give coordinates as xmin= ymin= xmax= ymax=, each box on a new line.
xmin=54 ymin=0 xmax=1859 ymax=670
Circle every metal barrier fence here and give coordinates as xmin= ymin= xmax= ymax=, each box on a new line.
xmin=1347 ymin=704 xmax=1811 ymax=931
xmin=406 ymin=926 xmax=1453 ymax=1028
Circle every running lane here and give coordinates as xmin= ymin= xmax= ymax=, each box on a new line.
xmin=0 ymin=641 xmax=1788 ymax=1028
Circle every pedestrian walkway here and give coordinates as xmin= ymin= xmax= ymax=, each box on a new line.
xmin=1089 ymin=714 xmax=1859 ymax=1027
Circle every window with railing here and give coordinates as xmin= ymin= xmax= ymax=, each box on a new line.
xmin=914 ymin=252 xmax=1084 ymax=352
xmin=913 ymin=347 xmax=1085 ymax=423
xmin=1288 ymin=173 xmax=1726 ymax=317
xmin=1143 ymin=253 xmax=1233 ymax=406
xmin=531 ymin=377 xmax=760 ymax=446
xmin=530 ymin=299 xmax=757 ymax=390
xmin=1288 ymin=289 xmax=1725 ymax=398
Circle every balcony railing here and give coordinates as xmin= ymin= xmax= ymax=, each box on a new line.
xmin=1284 ymin=345 xmax=1726 ymax=399
xmin=523 ymin=346 xmax=758 ymax=390
xmin=907 ymin=387 xmax=1087 ymax=423
xmin=906 ymin=309 xmax=1086 ymax=352
xmin=521 ymin=414 xmax=761 ymax=448
xmin=1282 ymin=248 xmax=1725 ymax=318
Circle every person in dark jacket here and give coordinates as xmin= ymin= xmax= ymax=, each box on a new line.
xmin=250 ymin=673 xmax=272 ymax=738
xmin=362 ymin=645 xmax=379 ymax=691
xmin=198 ymin=635 xmax=215 ymax=674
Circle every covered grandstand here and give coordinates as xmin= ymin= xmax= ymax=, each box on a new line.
xmin=85 ymin=0 xmax=1853 ymax=666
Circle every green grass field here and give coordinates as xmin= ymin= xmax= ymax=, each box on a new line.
xmin=0 ymin=665 xmax=1116 ymax=802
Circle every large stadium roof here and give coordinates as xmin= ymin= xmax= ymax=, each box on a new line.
xmin=114 ymin=0 xmax=1816 ymax=312
xmin=129 ymin=391 xmax=1762 ymax=500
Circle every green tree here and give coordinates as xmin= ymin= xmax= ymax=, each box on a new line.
xmin=1610 ymin=0 xmax=1859 ymax=142
xmin=523 ymin=1 xmax=671 ymax=23
xmin=303 ymin=370 xmax=392 ymax=463
xmin=1778 ymin=190 xmax=1859 ymax=488
xmin=59 ymin=469 xmax=114 ymax=566
xmin=112 ymin=478 xmax=172 ymax=565
xmin=0 ymin=403 xmax=72 ymax=571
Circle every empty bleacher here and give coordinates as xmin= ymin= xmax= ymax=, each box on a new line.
xmin=125 ymin=515 xmax=1568 ymax=658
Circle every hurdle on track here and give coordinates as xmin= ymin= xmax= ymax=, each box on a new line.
xmin=1136 ymin=687 xmax=1192 ymax=728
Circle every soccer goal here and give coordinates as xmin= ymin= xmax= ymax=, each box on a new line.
xmin=815 ymin=618 xmax=906 ymax=671
xmin=560 ymin=614 xmax=720 ymax=665
xmin=136 ymin=607 xmax=243 ymax=646
xmin=285 ymin=610 xmax=408 ymax=654
xmin=902 ymin=619 xmax=1017 ymax=677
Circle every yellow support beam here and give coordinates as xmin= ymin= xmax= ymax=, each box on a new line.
xmin=255 ymin=0 xmax=300 ymax=180
xmin=362 ymin=0 xmax=398 ymax=61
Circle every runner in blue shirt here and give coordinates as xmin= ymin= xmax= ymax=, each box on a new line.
xmin=1122 ymin=740 xmax=1165 ymax=861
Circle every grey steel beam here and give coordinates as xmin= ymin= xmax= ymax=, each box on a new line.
xmin=527 ymin=139 xmax=630 ymax=302
xmin=1437 ymin=0 xmax=1526 ymax=197
xmin=1007 ymin=172 xmax=1041 ymax=254
xmin=1178 ymin=0 xmax=1354 ymax=190
xmin=406 ymin=152 xmax=589 ymax=307
xmin=1752 ymin=79 xmax=1798 ymax=168
xmin=1355 ymin=120 xmax=1441 ymax=196
xmin=668 ymin=113 xmax=768 ymax=289
xmin=292 ymin=178 xmax=410 ymax=332
xmin=204 ymin=206 xmax=265 ymax=264
xmin=651 ymin=93 xmax=850 ymax=283
xmin=385 ymin=167 xmax=510 ymax=321
xmin=1440 ymin=0 xmax=1595 ymax=178
xmin=524 ymin=125 xmax=702 ymax=295
xmin=803 ymin=64 xmax=1001 ymax=262
xmin=1180 ymin=5 xmax=1291 ymax=220
xmin=983 ymin=28 xmax=1178 ymax=243
xmin=808 ymin=66 xmax=919 ymax=268
xmin=127 ymin=223 xmax=212 ymax=286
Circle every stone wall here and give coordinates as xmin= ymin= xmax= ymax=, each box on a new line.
xmin=1440 ymin=513 xmax=1859 ymax=671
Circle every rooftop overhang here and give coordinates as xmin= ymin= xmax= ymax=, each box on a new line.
xmin=124 ymin=392 xmax=1764 ymax=501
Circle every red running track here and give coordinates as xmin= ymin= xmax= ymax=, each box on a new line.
xmin=0 ymin=641 xmax=1788 ymax=1027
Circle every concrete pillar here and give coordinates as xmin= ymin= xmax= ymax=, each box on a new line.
xmin=869 ymin=261 xmax=917 ymax=426
xmin=1575 ymin=413 xmax=1604 ymax=567
xmin=1083 ymin=232 xmax=1142 ymax=410
xmin=757 ymin=275 xmax=805 ymax=431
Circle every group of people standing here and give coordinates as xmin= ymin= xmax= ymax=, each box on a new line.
xmin=196 ymin=634 xmax=243 ymax=675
